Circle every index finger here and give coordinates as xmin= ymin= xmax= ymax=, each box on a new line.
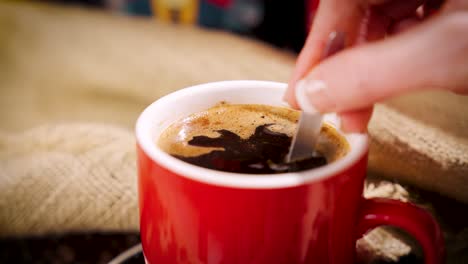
xmin=285 ymin=0 xmax=365 ymax=108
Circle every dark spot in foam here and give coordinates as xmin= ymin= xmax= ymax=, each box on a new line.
xmin=173 ymin=124 xmax=327 ymax=174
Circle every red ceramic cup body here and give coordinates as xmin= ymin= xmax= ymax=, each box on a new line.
xmin=136 ymin=81 xmax=444 ymax=264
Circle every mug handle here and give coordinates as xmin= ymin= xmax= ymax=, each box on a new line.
xmin=356 ymin=198 xmax=445 ymax=264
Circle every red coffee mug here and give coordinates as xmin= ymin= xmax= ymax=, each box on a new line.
xmin=136 ymin=81 xmax=445 ymax=264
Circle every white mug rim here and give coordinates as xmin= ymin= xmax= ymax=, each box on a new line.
xmin=136 ymin=80 xmax=368 ymax=189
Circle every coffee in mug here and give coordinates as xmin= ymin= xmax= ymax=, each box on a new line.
xmin=137 ymin=81 xmax=444 ymax=264
xmin=158 ymin=103 xmax=348 ymax=174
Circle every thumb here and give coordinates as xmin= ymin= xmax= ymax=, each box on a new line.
xmin=293 ymin=13 xmax=468 ymax=114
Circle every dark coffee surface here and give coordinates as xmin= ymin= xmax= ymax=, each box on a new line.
xmin=158 ymin=104 xmax=348 ymax=174
xmin=173 ymin=124 xmax=327 ymax=174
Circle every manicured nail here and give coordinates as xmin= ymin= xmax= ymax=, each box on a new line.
xmin=283 ymin=85 xmax=300 ymax=108
xmin=295 ymin=79 xmax=328 ymax=114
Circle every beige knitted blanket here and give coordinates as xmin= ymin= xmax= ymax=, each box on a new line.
xmin=0 ymin=2 xmax=467 ymax=263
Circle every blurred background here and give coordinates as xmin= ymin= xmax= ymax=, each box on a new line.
xmin=44 ymin=0 xmax=317 ymax=52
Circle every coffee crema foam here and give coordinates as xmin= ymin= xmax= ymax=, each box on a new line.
xmin=158 ymin=103 xmax=349 ymax=164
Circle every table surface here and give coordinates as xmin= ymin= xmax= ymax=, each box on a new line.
xmin=0 ymin=233 xmax=141 ymax=264
xmin=0 ymin=234 xmax=423 ymax=264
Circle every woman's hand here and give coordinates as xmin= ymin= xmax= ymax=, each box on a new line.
xmin=285 ymin=0 xmax=468 ymax=132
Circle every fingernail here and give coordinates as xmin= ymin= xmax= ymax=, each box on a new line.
xmin=295 ymin=79 xmax=328 ymax=114
xmin=283 ymin=83 xmax=300 ymax=109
